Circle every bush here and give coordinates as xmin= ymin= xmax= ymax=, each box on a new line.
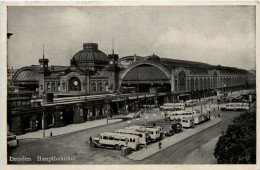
xmin=214 ymin=110 xmax=256 ymax=164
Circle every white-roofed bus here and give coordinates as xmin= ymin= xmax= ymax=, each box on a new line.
xmin=126 ymin=125 xmax=161 ymax=142
xmin=90 ymin=132 xmax=140 ymax=151
xmin=115 ymin=128 xmax=151 ymax=145
xmin=181 ymin=117 xmax=195 ymax=128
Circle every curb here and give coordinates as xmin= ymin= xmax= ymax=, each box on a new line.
xmin=124 ymin=118 xmax=222 ymax=161
xmin=18 ymin=119 xmax=123 ymax=141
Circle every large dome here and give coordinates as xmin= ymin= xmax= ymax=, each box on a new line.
xmin=71 ymin=43 xmax=108 ymax=70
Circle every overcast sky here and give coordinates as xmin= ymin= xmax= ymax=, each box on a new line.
xmin=7 ymin=6 xmax=256 ymax=70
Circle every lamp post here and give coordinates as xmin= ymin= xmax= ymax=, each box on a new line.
xmin=106 ymin=97 xmax=109 ymax=124
xmin=153 ymin=114 xmax=156 ymax=124
xmin=42 ymin=100 xmax=45 ymax=139
xmin=144 ymin=115 xmax=148 ymax=148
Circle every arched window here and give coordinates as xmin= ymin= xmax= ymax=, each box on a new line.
xmin=195 ymin=78 xmax=199 ymax=90
xmin=57 ymin=82 xmax=61 ymax=91
xmin=52 ymin=82 xmax=56 ymax=91
xmin=178 ymin=71 xmax=186 ymax=91
xmin=190 ymin=78 xmax=194 ymax=90
xmin=174 ymin=80 xmax=178 ymax=91
xmin=68 ymin=77 xmax=81 ymax=91
xmin=105 ymin=82 xmax=108 ymax=91
xmin=200 ymin=78 xmax=203 ymax=89
xmin=92 ymin=82 xmax=96 ymax=92
xmin=213 ymin=72 xmax=218 ymax=88
xmin=47 ymin=82 xmax=51 ymax=91
xmin=187 ymin=79 xmax=190 ymax=90
xmin=98 ymin=82 xmax=103 ymax=92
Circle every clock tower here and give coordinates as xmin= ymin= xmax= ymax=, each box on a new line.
xmin=108 ymin=53 xmax=118 ymax=69
xmin=106 ymin=52 xmax=119 ymax=93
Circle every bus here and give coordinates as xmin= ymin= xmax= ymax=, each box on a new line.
xmin=115 ymin=128 xmax=151 ymax=145
xmin=7 ymin=132 xmax=18 ymax=148
xmin=161 ymin=103 xmax=175 ymax=111
xmin=221 ymin=102 xmax=250 ymax=111
xmin=146 ymin=126 xmax=164 ymax=139
xmin=160 ymin=103 xmax=185 ymax=111
xmin=193 ymin=114 xmax=203 ymax=124
xmin=90 ymin=132 xmax=140 ymax=151
xmin=181 ymin=117 xmax=194 ymax=128
xmin=165 ymin=110 xmax=184 ymax=120
xmin=201 ymin=111 xmax=210 ymax=122
xmin=126 ymin=125 xmax=161 ymax=142
xmin=175 ymin=103 xmax=185 ymax=110
xmin=185 ymin=100 xmax=196 ymax=107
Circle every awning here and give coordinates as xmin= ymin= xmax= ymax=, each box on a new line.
xmin=179 ymin=94 xmax=190 ymax=97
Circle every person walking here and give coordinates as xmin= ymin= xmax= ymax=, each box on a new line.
xmin=158 ymin=141 xmax=162 ymax=149
xmin=89 ymin=136 xmax=93 ymax=146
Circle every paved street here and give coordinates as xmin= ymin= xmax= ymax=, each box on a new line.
xmin=8 ymin=104 xmax=243 ymax=164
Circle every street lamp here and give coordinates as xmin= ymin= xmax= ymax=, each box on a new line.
xmin=153 ymin=114 xmax=156 ymax=125
xmin=106 ymin=97 xmax=109 ymax=124
xmin=144 ymin=115 xmax=148 ymax=148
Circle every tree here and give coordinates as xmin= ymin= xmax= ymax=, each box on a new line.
xmin=214 ymin=110 xmax=256 ymax=164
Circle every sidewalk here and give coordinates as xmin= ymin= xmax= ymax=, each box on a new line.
xmin=126 ymin=117 xmax=221 ymax=161
xmin=18 ymin=118 xmax=122 ymax=140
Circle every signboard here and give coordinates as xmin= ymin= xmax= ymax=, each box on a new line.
xmin=129 ymin=96 xmax=137 ymax=100
xmin=138 ymin=95 xmax=146 ymax=98
xmin=158 ymin=93 xmax=165 ymax=96
xmin=146 ymin=94 xmax=155 ymax=98
xmin=111 ymin=98 xmax=125 ymax=102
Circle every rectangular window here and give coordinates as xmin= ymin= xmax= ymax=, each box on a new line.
xmin=121 ymin=138 xmax=125 ymax=141
xmin=109 ymin=136 xmax=114 ymax=140
xmin=103 ymin=136 xmax=108 ymax=140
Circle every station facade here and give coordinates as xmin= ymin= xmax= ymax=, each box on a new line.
xmin=8 ymin=43 xmax=253 ymax=135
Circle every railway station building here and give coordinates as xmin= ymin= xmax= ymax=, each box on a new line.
xmin=8 ymin=42 xmax=253 ymax=134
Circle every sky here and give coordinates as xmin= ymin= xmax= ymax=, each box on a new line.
xmin=7 ymin=6 xmax=256 ymax=70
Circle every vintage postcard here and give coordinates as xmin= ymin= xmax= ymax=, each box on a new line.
xmin=1 ymin=1 xmax=259 ymax=170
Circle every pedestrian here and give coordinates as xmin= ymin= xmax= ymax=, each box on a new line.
xmin=89 ymin=136 xmax=92 ymax=145
xmin=158 ymin=141 xmax=162 ymax=149
xmin=153 ymin=122 xmax=156 ymax=127
xmin=50 ymin=131 xmax=52 ymax=137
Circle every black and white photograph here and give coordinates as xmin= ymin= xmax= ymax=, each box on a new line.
xmin=2 ymin=1 xmax=258 ymax=168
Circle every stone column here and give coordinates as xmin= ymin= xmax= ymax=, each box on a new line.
xmin=171 ymin=69 xmax=175 ymax=92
